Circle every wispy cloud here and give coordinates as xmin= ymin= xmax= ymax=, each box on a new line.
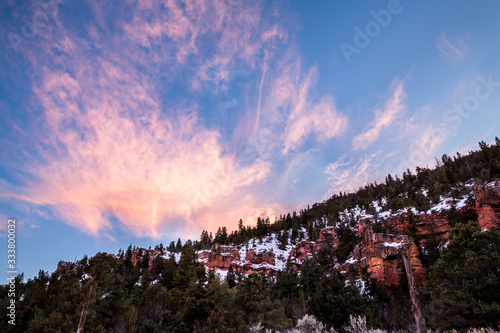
xmin=325 ymin=151 xmax=396 ymax=196
xmin=283 ymin=87 xmax=348 ymax=154
xmin=1 ymin=0 xmax=349 ymax=240
xmin=435 ymin=34 xmax=468 ymax=64
xmin=400 ymin=124 xmax=449 ymax=171
xmin=0 ymin=1 xmax=286 ymax=239
xmin=352 ymin=80 xmax=406 ymax=150
xmin=246 ymin=54 xmax=349 ymax=156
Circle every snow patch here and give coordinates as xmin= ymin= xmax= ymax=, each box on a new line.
xmin=345 ymin=256 xmax=358 ymax=264
xmin=382 ymin=242 xmax=402 ymax=248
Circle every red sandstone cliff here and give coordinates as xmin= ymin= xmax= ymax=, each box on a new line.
xmin=357 ymin=183 xmax=500 ymax=248
xmin=290 ymin=239 xmax=314 ymax=261
xmin=198 ymin=244 xmax=240 ymax=270
xmin=475 ymin=182 xmax=500 ymax=230
xmin=349 ymin=226 xmax=426 ymax=286
xmin=114 ymin=182 xmax=500 ymax=286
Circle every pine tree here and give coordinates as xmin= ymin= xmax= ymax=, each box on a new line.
xmin=175 ymin=238 xmax=183 ymax=252
xmin=307 ymin=271 xmax=364 ymax=330
xmin=226 ymin=266 xmax=237 ymax=288
xmin=161 ymin=253 xmax=177 ymax=290
xmin=403 ymin=209 xmax=417 ymax=240
xmin=278 ymin=230 xmax=289 ymax=250
xmin=275 ymin=259 xmax=300 ymax=300
xmin=125 ymin=244 xmax=133 ymax=269
xmin=151 ymin=255 xmax=165 ymax=277
xmin=423 ymin=222 xmax=500 ymax=330
xmin=234 ymin=273 xmax=291 ymax=331
xmin=173 ymin=245 xmax=196 ymax=291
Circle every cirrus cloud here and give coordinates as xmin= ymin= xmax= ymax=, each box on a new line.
xmin=352 ymin=79 xmax=406 ymax=150
xmin=1 ymin=0 xmax=349 ymax=240
xmin=435 ymin=34 xmax=468 ymax=64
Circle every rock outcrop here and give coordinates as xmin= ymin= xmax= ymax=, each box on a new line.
xmin=314 ymin=227 xmax=339 ymax=253
xmin=380 ymin=211 xmax=451 ymax=248
xmin=240 ymin=248 xmax=277 ymax=274
xmin=290 ymin=239 xmax=314 ymax=260
xmin=245 ymin=248 xmax=275 ymax=266
xmin=198 ymin=244 xmax=240 ymax=270
xmin=198 ymin=244 xmax=279 ymax=274
xmin=357 ymin=182 xmax=500 ymax=250
xmin=349 ymin=226 xmax=426 ymax=287
xmin=130 ymin=247 xmax=164 ymax=270
xmin=475 ymin=183 xmax=500 ymax=230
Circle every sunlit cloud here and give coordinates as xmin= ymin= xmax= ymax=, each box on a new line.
xmin=0 ymin=1 xmax=286 ymax=239
xmin=0 ymin=0 xmax=349 ymax=240
xmin=260 ymin=58 xmax=348 ymax=155
xmin=435 ymin=34 xmax=468 ymax=64
xmin=352 ymin=80 xmax=406 ymax=150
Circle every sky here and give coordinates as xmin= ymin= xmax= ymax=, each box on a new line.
xmin=0 ymin=0 xmax=499 ymax=281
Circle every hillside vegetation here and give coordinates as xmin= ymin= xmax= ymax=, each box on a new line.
xmin=1 ymin=139 xmax=500 ymax=332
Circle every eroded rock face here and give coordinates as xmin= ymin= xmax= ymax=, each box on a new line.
xmin=245 ymin=248 xmax=275 ymax=266
xmin=314 ymin=227 xmax=339 ymax=253
xmin=381 ymin=212 xmax=451 ymax=248
xmin=350 ymin=227 xmax=426 ymax=287
xmin=377 ymin=183 xmax=500 ymax=245
xmin=198 ymin=244 xmax=279 ymax=274
xmin=290 ymin=239 xmax=314 ymax=260
xmin=199 ymin=244 xmax=240 ymax=270
xmin=475 ymin=183 xmax=500 ymax=230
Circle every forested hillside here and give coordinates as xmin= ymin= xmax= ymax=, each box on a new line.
xmin=1 ymin=139 xmax=500 ymax=332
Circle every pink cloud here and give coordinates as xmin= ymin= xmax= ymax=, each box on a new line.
xmin=284 ymin=94 xmax=348 ymax=153
xmin=352 ymin=80 xmax=406 ymax=150
xmin=29 ymin=79 xmax=271 ymax=238
xmin=435 ymin=34 xmax=468 ymax=64
xmin=3 ymin=1 xmax=287 ymax=240
xmin=243 ymin=53 xmax=348 ymax=156
xmin=4 ymin=0 xmax=347 ymax=240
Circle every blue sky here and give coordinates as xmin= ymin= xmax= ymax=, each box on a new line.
xmin=1 ymin=0 xmax=499 ymax=280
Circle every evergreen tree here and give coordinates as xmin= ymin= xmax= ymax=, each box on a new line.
xmin=299 ymin=258 xmax=322 ymax=298
xmin=151 ymin=255 xmax=165 ymax=277
xmin=161 ymin=253 xmax=177 ymax=290
xmin=335 ymin=226 xmax=358 ymax=262
xmin=175 ymin=238 xmax=183 ymax=252
xmin=167 ymin=241 xmax=175 ymax=252
xmin=423 ymin=222 xmax=500 ymax=330
xmin=307 ymin=271 xmax=364 ymax=330
xmin=403 ymin=209 xmax=418 ymax=240
xmin=278 ymin=229 xmax=289 ymax=250
xmin=234 ymin=273 xmax=291 ymax=331
xmin=173 ymin=244 xmax=196 ymax=291
xmin=291 ymin=224 xmax=299 ymax=244
xmin=226 ymin=266 xmax=237 ymax=288
xmin=125 ymin=243 xmax=133 ymax=269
